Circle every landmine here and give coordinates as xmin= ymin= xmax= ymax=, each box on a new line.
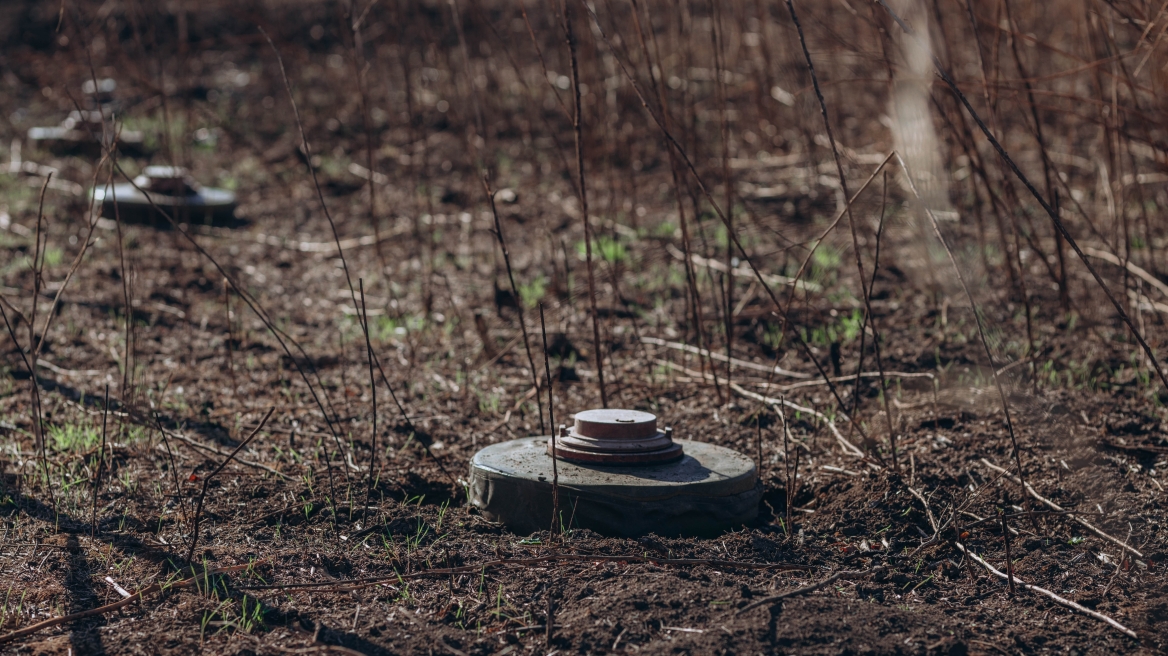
xmin=92 ymin=165 xmax=237 ymax=227
xmin=469 ymin=409 xmax=760 ymax=537
xmin=27 ymin=79 xmax=147 ymax=156
xmin=27 ymin=109 xmax=147 ymax=156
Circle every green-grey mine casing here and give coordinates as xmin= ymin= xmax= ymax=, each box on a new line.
xmin=469 ymin=436 xmax=761 ymax=537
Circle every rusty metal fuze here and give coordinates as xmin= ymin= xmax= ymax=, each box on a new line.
xmin=548 ymin=409 xmax=682 ymax=464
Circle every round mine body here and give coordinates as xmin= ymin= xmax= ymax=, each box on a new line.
xmin=28 ymin=110 xmax=147 ymax=157
xmin=91 ymin=167 xmax=237 ymax=227
xmin=469 ymin=435 xmax=760 ymax=537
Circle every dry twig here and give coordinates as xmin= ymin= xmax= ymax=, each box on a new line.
xmin=0 ymin=562 xmax=259 ymax=645
xmin=737 ymin=569 xmax=877 ymax=614
xmin=956 ymin=543 xmax=1136 ymax=638
xmin=980 ymin=458 xmax=1142 ymax=558
xmin=186 ymin=407 xmax=275 ymax=563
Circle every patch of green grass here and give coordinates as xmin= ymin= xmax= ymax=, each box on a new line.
xmin=48 ymin=422 xmax=101 ymax=452
xmin=42 ymin=247 xmax=63 ymax=268
xmin=800 ymin=308 xmax=864 ymax=347
xmin=0 ymin=177 xmax=42 ymax=216
xmin=374 ymin=316 xmax=405 ymax=341
xmin=577 ymin=235 xmax=627 ymax=264
xmin=364 ymin=313 xmax=426 ymax=342
xmin=518 ymin=275 xmax=547 ymax=309
xmin=763 ymin=324 xmax=785 ymax=350
xmin=478 ymin=391 xmax=501 ymax=415
xmin=809 ymin=244 xmax=843 ymax=286
xmin=653 ymin=221 xmax=677 ymax=238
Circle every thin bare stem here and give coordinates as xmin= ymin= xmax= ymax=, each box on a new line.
xmin=583 ymin=4 xmax=872 ymax=452
xmin=709 ymin=0 xmax=734 ymax=393
xmin=151 ymin=409 xmax=188 ymax=525
xmin=344 ymin=0 xmax=387 ymax=271
xmin=737 ymin=569 xmax=876 ymax=614
xmin=896 ymin=152 xmax=1027 ymax=487
xmin=224 ymin=278 xmax=237 ymax=398
xmin=631 ymin=0 xmax=723 ymax=403
xmin=186 ymin=407 xmax=274 ymax=564
xmin=562 ymin=0 xmax=608 ymax=407
xmin=1000 ymin=510 xmax=1016 ymax=595
xmin=112 ymin=158 xmax=343 ymax=524
xmin=359 ymin=280 xmax=378 ymax=527
xmin=91 ymin=384 xmax=109 ymax=538
xmin=0 ymin=299 xmax=52 ymax=513
xmin=879 ymin=0 xmax=1168 ymax=395
xmin=540 ymin=304 xmax=559 ymax=539
xmin=484 ymin=177 xmax=545 ymax=433
xmin=261 ymin=25 xmax=362 ymax=521
xmin=786 ymin=0 xmax=896 ymax=468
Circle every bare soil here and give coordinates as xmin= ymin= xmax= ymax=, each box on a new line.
xmin=1 ymin=1 xmax=1167 ymax=654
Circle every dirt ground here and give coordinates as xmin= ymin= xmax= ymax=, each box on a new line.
xmin=2 ymin=1 xmax=1167 ymax=654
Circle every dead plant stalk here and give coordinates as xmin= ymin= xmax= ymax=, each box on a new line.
xmin=786 ymin=0 xmax=897 ymax=468
xmin=90 ymin=384 xmax=109 ymax=538
xmin=539 ymin=304 xmax=560 ymax=539
xmin=562 ymin=0 xmax=608 ymax=408
xmin=186 ymin=407 xmax=274 ymax=564
xmin=584 ymin=3 xmax=879 ymax=457
xmin=879 ymin=0 xmax=1168 ymax=395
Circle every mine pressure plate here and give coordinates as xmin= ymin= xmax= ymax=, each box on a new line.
xmin=548 ymin=408 xmax=683 ymax=464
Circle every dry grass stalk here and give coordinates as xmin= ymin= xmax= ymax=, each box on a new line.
xmin=0 ymin=562 xmax=261 ymax=646
xmin=563 ymin=0 xmax=608 ymax=408
xmin=737 ymin=568 xmax=877 ymax=615
xmin=896 ymin=151 xmax=1029 ymax=487
xmin=359 ymin=279 xmax=378 ymax=527
xmin=90 ymin=384 xmax=109 ymax=538
xmin=539 ymin=303 xmax=560 ymax=539
xmin=484 ymin=177 xmax=546 ymax=433
xmin=880 ymin=0 xmax=1168 ymax=395
xmin=186 ymin=407 xmax=275 ymax=564
xmin=956 ymin=542 xmax=1136 ymax=638
xmin=785 ymin=0 xmax=897 ymax=468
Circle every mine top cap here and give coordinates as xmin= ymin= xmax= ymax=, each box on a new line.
xmin=82 ymin=78 xmax=117 ymax=96
xmin=82 ymin=78 xmax=118 ymax=106
xmin=551 ymin=408 xmax=680 ymax=463
xmin=573 ymin=408 xmax=658 ymax=441
xmin=138 ymin=166 xmax=199 ymax=195
xmin=63 ymin=109 xmax=112 ymax=128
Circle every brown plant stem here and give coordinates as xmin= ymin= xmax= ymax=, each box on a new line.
xmin=737 ymin=568 xmax=877 ymax=614
xmin=709 ymin=0 xmax=734 ymax=392
xmin=223 ymin=278 xmax=237 ymax=398
xmin=150 ymin=409 xmax=188 ymax=525
xmin=879 ymin=0 xmax=1168 ymax=395
xmin=786 ymin=0 xmax=897 ymax=469
xmin=0 ymin=562 xmax=261 ymax=646
xmin=562 ymin=0 xmax=608 ymax=408
xmin=186 ymin=407 xmax=274 ymax=564
xmin=261 ymin=25 xmax=364 ymax=523
xmin=91 ymin=384 xmax=109 ymax=538
xmin=1000 ymin=510 xmax=1016 ymax=595
xmin=896 ymin=152 xmax=1028 ymax=488
xmin=630 ymin=0 xmax=723 ymax=402
xmin=484 ymin=176 xmax=546 ymax=433
xmin=359 ymin=280 xmax=378 ymax=527
xmin=583 ymin=3 xmax=876 ymax=456
xmin=539 ymin=304 xmax=560 ymax=538
xmin=343 ymin=0 xmax=387 ymax=271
